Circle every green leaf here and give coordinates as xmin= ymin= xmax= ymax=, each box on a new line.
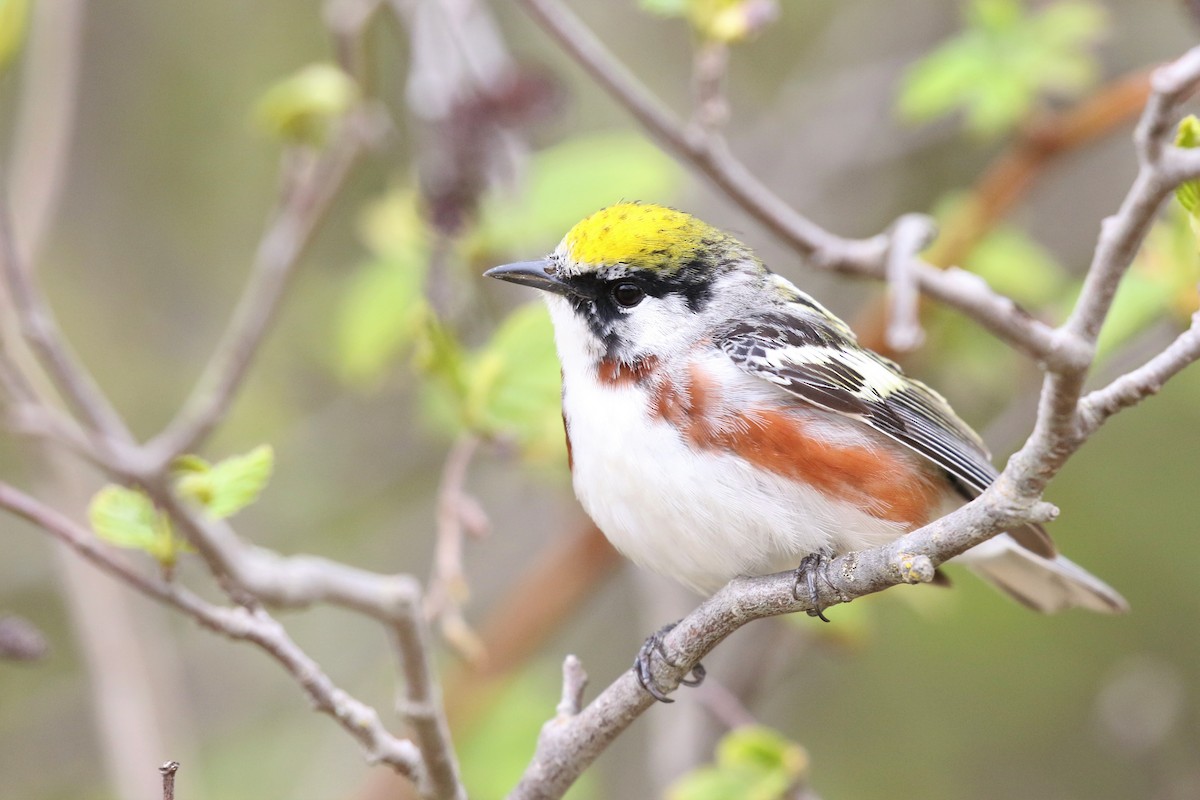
xmin=640 ymin=0 xmax=688 ymax=16
xmin=897 ymin=0 xmax=1109 ymax=137
xmin=359 ymin=187 xmax=428 ymax=259
xmin=1175 ymin=116 xmax=1200 ymax=216
xmin=335 ymin=255 xmax=430 ymax=385
xmin=0 ymin=0 xmax=29 ymax=72
xmin=480 ymin=132 xmax=681 ymax=254
xmin=464 ymin=303 xmax=563 ymax=460
xmin=254 ymin=63 xmax=358 ymax=146
xmin=962 ymin=225 xmax=1068 ymax=306
xmin=668 ymin=727 xmax=808 ymax=800
xmin=89 ymin=486 xmax=189 ymax=567
xmin=457 ymin=670 xmax=597 ymax=800
xmin=203 ymin=445 xmax=275 ymax=519
xmin=716 ymin=726 xmax=808 ymax=776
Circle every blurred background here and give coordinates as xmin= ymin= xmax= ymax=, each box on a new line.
xmin=1 ymin=0 xmax=1199 ymax=798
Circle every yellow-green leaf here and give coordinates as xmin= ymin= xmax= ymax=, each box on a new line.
xmin=89 ymin=485 xmax=188 ymax=567
xmin=336 ymin=255 xmax=430 ymax=385
xmin=465 ymin=303 xmax=563 ymax=459
xmin=199 ymin=445 xmax=275 ymax=519
xmin=254 ymin=63 xmax=358 ymax=146
xmin=668 ymin=726 xmax=809 ymax=800
xmin=1175 ymin=115 xmax=1200 ymax=216
xmin=897 ymin=0 xmax=1108 ymax=138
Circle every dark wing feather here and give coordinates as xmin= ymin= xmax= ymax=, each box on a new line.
xmin=716 ymin=306 xmax=1055 ymax=557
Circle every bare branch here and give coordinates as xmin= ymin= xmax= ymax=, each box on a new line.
xmin=556 ymin=655 xmax=588 ymax=718
xmin=0 ymin=614 xmax=49 ymax=661
xmin=508 ymin=480 xmax=1055 ymax=799
xmin=0 ymin=480 xmax=426 ymax=780
xmin=1078 ymin=309 xmax=1200 ymax=436
xmin=883 ymin=214 xmax=936 ymax=352
xmin=130 ymin=486 xmax=466 ymax=799
xmin=514 ymin=0 xmax=1088 ymax=370
xmin=393 ymin=608 xmax=467 ymax=800
xmin=145 ymin=110 xmax=378 ymax=466
xmin=8 ymin=0 xmax=86 ymax=258
xmin=426 ymin=433 xmax=486 ymax=661
xmin=159 ymin=761 xmax=179 ymax=800
xmin=0 ymin=190 xmax=134 ymax=447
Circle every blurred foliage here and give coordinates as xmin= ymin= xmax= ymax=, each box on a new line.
xmin=898 ymin=0 xmax=1108 ymax=136
xmin=456 ymin=670 xmax=596 ymax=800
xmin=477 ymin=132 xmax=683 ymax=253
xmin=1174 ymin=115 xmax=1200 ymax=236
xmin=0 ymin=0 xmax=28 ymax=72
xmin=639 ymin=0 xmax=779 ymax=43
xmin=254 ymin=63 xmax=358 ymax=147
xmin=1096 ymin=204 xmax=1199 ymax=359
xmin=335 ymin=131 xmax=680 ymax=461
xmin=667 ymin=726 xmax=809 ymax=800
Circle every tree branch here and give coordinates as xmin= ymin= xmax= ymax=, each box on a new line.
xmin=509 ymin=485 xmax=1050 ymax=799
xmin=0 ymin=480 xmax=426 ymax=781
xmin=144 ymin=113 xmax=376 ymax=466
xmin=0 ymin=189 xmax=134 ymax=448
xmin=514 ymin=0 xmax=1090 ymax=371
xmin=1077 ymin=309 xmax=1200 ymax=436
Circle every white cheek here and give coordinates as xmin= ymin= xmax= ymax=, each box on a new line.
xmin=619 ymin=295 xmax=699 ymax=356
xmin=545 ymin=295 xmax=602 ymax=364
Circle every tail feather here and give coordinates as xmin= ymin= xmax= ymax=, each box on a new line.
xmin=956 ymin=534 xmax=1129 ymax=614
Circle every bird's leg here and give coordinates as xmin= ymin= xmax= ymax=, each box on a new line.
xmin=792 ymin=551 xmax=840 ymax=622
xmin=634 ymin=621 xmax=707 ymax=704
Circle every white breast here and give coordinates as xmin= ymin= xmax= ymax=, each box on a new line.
xmin=548 ymin=298 xmax=915 ymax=594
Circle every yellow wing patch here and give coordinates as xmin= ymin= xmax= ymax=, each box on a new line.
xmin=562 ymin=203 xmax=715 ymax=271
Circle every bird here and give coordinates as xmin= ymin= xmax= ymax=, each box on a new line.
xmin=485 ymin=202 xmax=1127 ymax=700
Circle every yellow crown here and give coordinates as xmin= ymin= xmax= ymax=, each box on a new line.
xmin=562 ymin=203 xmax=716 ymax=272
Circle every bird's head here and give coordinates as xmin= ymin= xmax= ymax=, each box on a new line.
xmin=486 ymin=202 xmax=773 ymax=364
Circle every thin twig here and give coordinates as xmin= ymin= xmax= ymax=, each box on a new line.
xmin=1077 ymin=309 xmax=1200 ymax=436
xmin=426 ymin=434 xmax=486 ymax=661
xmin=515 ymin=0 xmax=1089 ymax=371
xmin=0 ymin=614 xmax=49 ymax=661
xmin=556 ymin=655 xmax=588 ymax=718
xmin=0 ymin=188 xmax=134 ymax=447
xmin=883 ymin=214 xmax=935 ymax=352
xmin=130 ymin=484 xmax=467 ymax=799
xmin=325 ymin=0 xmax=385 ymax=89
xmin=145 ymin=111 xmax=376 ymax=466
xmin=692 ymin=40 xmax=729 ymax=132
xmin=393 ymin=611 xmax=467 ymax=800
xmin=0 ymin=480 xmax=426 ymax=780
xmin=8 ymin=0 xmax=86 ymax=259
xmin=159 ymin=761 xmax=179 ymax=800
xmin=692 ymin=677 xmax=757 ymax=731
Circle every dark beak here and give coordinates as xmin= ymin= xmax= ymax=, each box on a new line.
xmin=484 ymin=260 xmax=578 ymax=298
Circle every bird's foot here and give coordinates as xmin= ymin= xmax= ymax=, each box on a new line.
xmin=633 ymin=621 xmax=706 ymax=704
xmin=792 ymin=552 xmax=840 ymax=622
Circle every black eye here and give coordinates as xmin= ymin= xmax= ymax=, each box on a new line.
xmin=611 ymin=282 xmax=645 ymax=308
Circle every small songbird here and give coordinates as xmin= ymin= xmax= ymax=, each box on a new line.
xmin=486 ymin=202 xmax=1126 ymax=699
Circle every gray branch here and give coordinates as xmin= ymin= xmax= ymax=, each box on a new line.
xmin=0 ymin=480 xmax=426 ymax=780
